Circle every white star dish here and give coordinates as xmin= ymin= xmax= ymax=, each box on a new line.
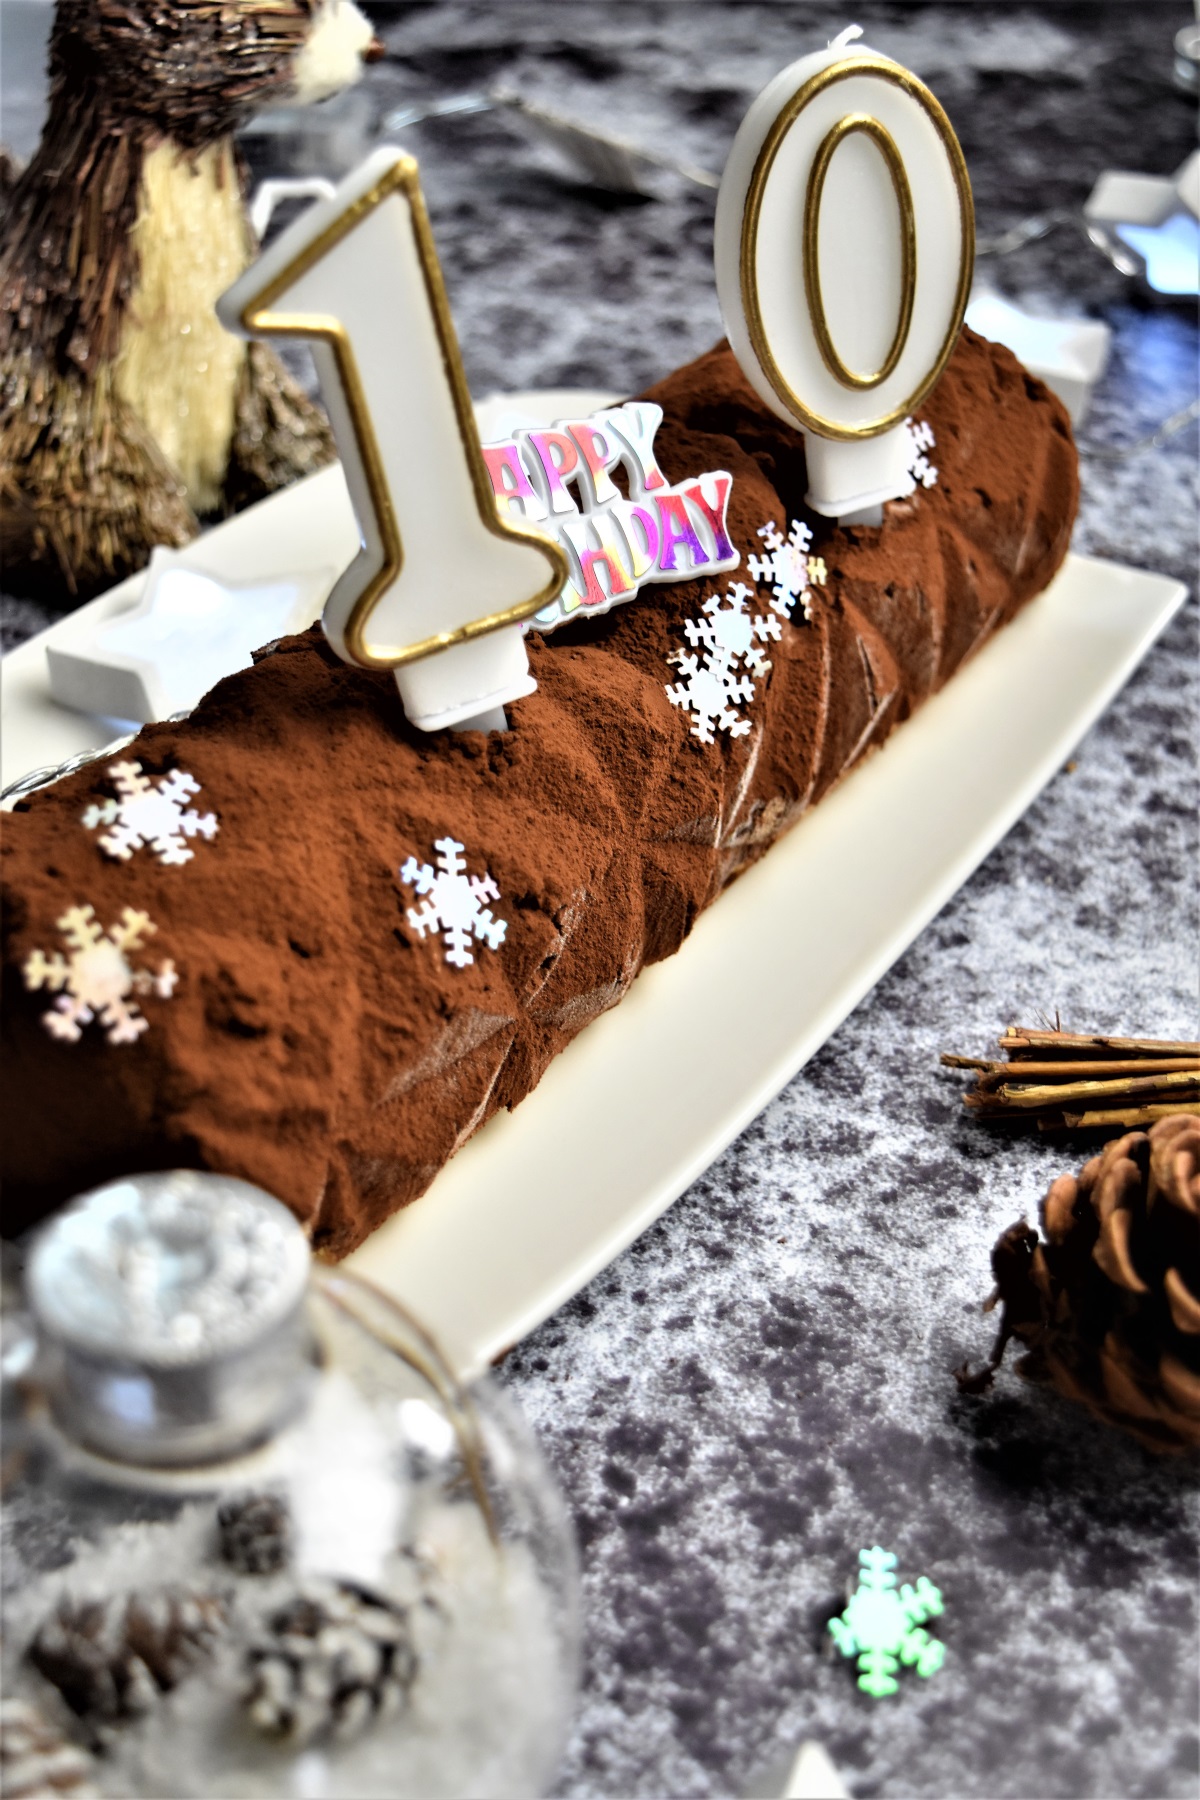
xmin=964 ymin=290 xmax=1112 ymax=426
xmin=46 ymin=546 xmax=338 ymax=724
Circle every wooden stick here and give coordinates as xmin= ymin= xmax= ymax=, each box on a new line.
xmin=966 ymin=1071 xmax=1200 ymax=1111
xmin=945 ymin=1027 xmax=1200 ymax=1132
xmin=1051 ymin=1103 xmax=1200 ymax=1129
xmin=971 ymin=1058 xmax=1200 ymax=1087
xmin=997 ymin=1029 xmax=1200 ymax=1058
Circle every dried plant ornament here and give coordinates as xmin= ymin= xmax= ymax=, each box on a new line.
xmin=958 ymin=1114 xmax=1200 ymax=1452
xmin=0 ymin=1147 xmax=569 ymax=1795
xmin=27 ymin=1591 xmax=225 ymax=1746
xmin=0 ymin=1698 xmax=97 ymax=1798
xmin=242 ymin=1581 xmax=418 ymax=1747
xmin=944 ymin=1025 xmax=1200 ymax=1131
xmin=0 ymin=0 xmax=382 ymax=603
xmin=216 ymin=1493 xmax=293 ymax=1578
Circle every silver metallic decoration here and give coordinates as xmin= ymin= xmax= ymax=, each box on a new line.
xmin=28 ymin=1171 xmax=314 ymax=1464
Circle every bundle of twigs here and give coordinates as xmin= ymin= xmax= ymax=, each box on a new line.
xmin=942 ymin=1027 xmax=1200 ymax=1131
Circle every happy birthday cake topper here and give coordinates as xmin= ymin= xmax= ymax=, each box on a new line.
xmin=482 ymin=402 xmax=739 ymax=631
xmin=220 ymin=148 xmax=569 ymax=733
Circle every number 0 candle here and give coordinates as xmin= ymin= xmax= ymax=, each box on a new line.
xmin=714 ymin=36 xmax=974 ymax=519
xmin=219 ymin=148 xmax=568 ymax=733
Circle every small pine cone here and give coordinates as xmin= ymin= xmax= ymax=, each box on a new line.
xmin=0 ymin=1699 xmax=96 ymax=1798
xmin=27 ymin=1589 xmax=226 ymax=1740
xmin=243 ymin=1581 xmax=418 ymax=1747
xmin=960 ymin=1115 xmax=1200 ymax=1451
xmin=217 ymin=1492 xmax=291 ymax=1575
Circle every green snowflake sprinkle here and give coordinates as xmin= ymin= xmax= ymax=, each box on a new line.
xmin=829 ymin=1546 xmax=945 ymax=1697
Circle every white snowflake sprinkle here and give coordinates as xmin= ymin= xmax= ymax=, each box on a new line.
xmin=399 ymin=838 xmax=507 ymax=970
xmin=665 ymin=582 xmax=781 ymax=745
xmin=905 ymin=418 xmax=938 ymax=489
xmin=82 ymin=761 xmax=218 ymax=866
xmin=23 ymin=905 xmax=178 ymax=1045
xmin=748 ymin=519 xmax=825 ymax=623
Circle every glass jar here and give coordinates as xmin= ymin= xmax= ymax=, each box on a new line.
xmin=0 ymin=1172 xmax=579 ymax=1799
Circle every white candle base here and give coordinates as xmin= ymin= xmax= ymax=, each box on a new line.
xmin=453 ymin=705 xmax=509 ymax=734
xmin=392 ymin=626 xmax=536 ymax=733
xmin=802 ymin=420 xmax=914 ymax=518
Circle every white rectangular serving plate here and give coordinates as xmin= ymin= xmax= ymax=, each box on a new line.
xmin=0 ymin=467 xmax=1184 ymax=1380
xmin=349 ymin=551 xmax=1184 ymax=1375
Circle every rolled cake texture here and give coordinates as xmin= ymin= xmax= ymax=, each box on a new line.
xmin=1 ymin=330 xmax=1078 ymax=1252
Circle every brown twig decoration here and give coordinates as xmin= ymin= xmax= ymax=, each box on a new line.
xmin=942 ymin=1026 xmax=1200 ymax=1132
xmin=0 ymin=0 xmax=338 ymax=604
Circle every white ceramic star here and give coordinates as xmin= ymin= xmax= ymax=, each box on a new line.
xmin=46 ymin=546 xmax=337 ymax=724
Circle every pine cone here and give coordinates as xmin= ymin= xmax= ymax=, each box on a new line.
xmin=0 ymin=1699 xmax=96 ymax=1798
xmin=27 ymin=1589 xmax=225 ymax=1741
xmin=243 ymin=1581 xmax=418 ymax=1747
xmin=217 ymin=1492 xmax=291 ymax=1576
xmin=959 ymin=1115 xmax=1200 ymax=1451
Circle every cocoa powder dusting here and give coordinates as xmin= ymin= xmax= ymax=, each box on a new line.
xmin=0 ymin=332 xmax=1079 ymax=1252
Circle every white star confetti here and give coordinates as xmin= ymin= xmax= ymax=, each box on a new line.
xmin=665 ymin=582 xmax=781 ymax=744
xmin=399 ymin=838 xmax=508 ymax=970
xmin=82 ymin=761 xmax=218 ymax=866
xmin=23 ymin=905 xmax=178 ymax=1045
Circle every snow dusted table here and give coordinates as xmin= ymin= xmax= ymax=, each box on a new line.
xmin=3 ymin=5 xmax=1197 ymax=1798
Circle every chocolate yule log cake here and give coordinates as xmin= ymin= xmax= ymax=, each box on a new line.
xmin=1 ymin=327 xmax=1078 ymax=1253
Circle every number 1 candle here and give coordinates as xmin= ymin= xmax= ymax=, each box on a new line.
xmin=219 ymin=148 xmax=568 ymax=732
xmin=714 ymin=34 xmax=974 ymax=520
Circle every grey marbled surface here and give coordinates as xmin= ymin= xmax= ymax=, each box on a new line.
xmin=3 ymin=5 xmax=1198 ymax=1797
